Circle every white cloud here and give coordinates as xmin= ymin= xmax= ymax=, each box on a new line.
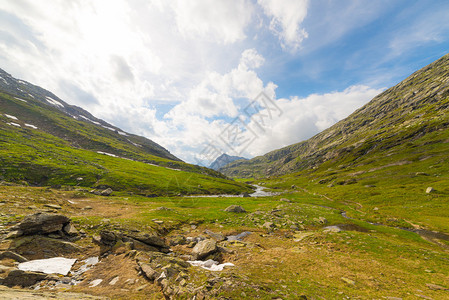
xmin=258 ymin=0 xmax=309 ymax=51
xmin=243 ymin=85 xmax=385 ymax=156
xmin=170 ymin=0 xmax=253 ymax=44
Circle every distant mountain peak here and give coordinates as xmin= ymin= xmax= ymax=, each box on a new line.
xmin=209 ymin=153 xmax=247 ymax=170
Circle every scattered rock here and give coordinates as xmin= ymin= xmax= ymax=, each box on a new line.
xmin=140 ymin=264 xmax=159 ymax=281
xmin=224 ymin=205 xmax=246 ymax=213
xmin=192 ymin=239 xmax=217 ymax=260
xmin=242 ymin=192 xmax=251 ymax=197
xmin=293 ymin=232 xmax=314 ymax=242
xmin=5 ymin=230 xmax=23 ymax=239
xmin=279 ymin=198 xmax=291 ymax=203
xmin=341 ymin=277 xmax=355 ymax=285
xmin=313 ymin=217 xmax=328 ymax=224
xmin=426 ymin=187 xmax=435 ymax=194
xmin=100 ymin=188 xmax=113 ymax=196
xmin=426 ymin=283 xmax=449 ymax=291
xmin=323 ymin=226 xmax=341 ymax=233
xmin=16 ymin=213 xmax=70 ymax=235
xmin=43 ymin=204 xmax=62 ymax=210
xmin=109 ymin=276 xmax=120 ymax=285
xmin=1 ymin=269 xmax=51 ymax=287
xmin=89 ymin=279 xmax=103 ymax=287
xmin=63 ymin=223 xmax=79 ymax=236
xmin=262 ymin=222 xmax=275 ymax=230
xmin=0 ymin=251 xmax=28 ymax=262
xmin=204 ymin=229 xmax=225 ymax=241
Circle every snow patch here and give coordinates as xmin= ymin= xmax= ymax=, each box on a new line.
xmin=46 ymin=96 xmax=64 ymax=107
xmin=97 ymin=151 xmax=117 ymax=157
xmin=28 ymin=93 xmax=35 ymax=98
xmin=14 ymin=97 xmax=27 ymax=102
xmin=7 ymin=122 xmax=21 ymax=127
xmin=18 ymin=257 xmax=77 ymax=275
xmin=0 ymin=77 xmax=9 ymax=85
xmin=101 ymin=125 xmax=115 ymax=131
xmin=4 ymin=114 xmax=18 ymax=120
xmin=80 ymin=115 xmax=100 ymax=125
xmin=25 ymin=123 xmax=38 ymax=129
xmin=118 ymin=131 xmax=128 ymax=136
xmin=188 ymin=260 xmax=234 ymax=271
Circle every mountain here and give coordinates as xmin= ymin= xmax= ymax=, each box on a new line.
xmin=0 ymin=68 xmax=252 ymax=195
xmin=221 ymin=53 xmax=449 ymax=178
xmin=0 ymin=68 xmax=178 ymax=161
xmin=209 ymin=153 xmax=247 ymax=170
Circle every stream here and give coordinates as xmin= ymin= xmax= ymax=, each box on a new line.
xmin=185 ymin=185 xmax=279 ymax=198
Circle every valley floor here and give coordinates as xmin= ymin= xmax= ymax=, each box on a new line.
xmin=0 ymin=183 xmax=449 ymax=299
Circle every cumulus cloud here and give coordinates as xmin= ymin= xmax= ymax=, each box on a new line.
xmin=170 ymin=0 xmax=253 ymax=44
xmin=243 ymin=85 xmax=385 ymax=156
xmin=258 ymin=0 xmax=309 ymax=51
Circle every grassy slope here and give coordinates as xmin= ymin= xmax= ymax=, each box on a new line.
xmin=221 ymin=53 xmax=449 ymax=178
xmin=0 ymin=93 xmax=251 ymax=196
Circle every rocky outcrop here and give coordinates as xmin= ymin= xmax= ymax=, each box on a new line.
xmin=224 ymin=205 xmax=246 ymax=213
xmin=192 ymin=239 xmax=218 ymax=260
xmin=16 ymin=213 xmax=70 ymax=235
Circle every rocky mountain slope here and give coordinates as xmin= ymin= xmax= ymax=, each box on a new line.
xmin=209 ymin=153 xmax=247 ymax=171
xmin=0 ymin=68 xmax=178 ymax=162
xmin=220 ymin=53 xmax=449 ymax=178
xmin=0 ymin=69 xmax=251 ymax=195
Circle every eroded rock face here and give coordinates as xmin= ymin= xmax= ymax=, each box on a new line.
xmin=0 ymin=269 xmax=55 ymax=287
xmin=16 ymin=213 xmax=70 ymax=235
xmin=192 ymin=239 xmax=217 ymax=260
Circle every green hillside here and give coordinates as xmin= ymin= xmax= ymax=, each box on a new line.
xmin=0 ymin=77 xmax=251 ymax=196
xmin=221 ymin=53 xmax=449 ymax=179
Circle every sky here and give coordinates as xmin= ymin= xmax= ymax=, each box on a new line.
xmin=1 ymin=0 xmax=449 ymax=166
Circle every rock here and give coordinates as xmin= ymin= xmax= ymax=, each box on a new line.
xmin=341 ymin=277 xmax=355 ymax=285
xmin=293 ymin=232 xmax=314 ymax=241
xmin=5 ymin=230 xmax=23 ymax=239
xmin=109 ymin=276 xmax=120 ymax=285
xmin=426 ymin=283 xmax=448 ymax=291
xmin=100 ymin=188 xmax=113 ymax=196
xmin=140 ymin=264 xmax=159 ymax=281
xmin=323 ymin=226 xmax=341 ymax=233
xmin=327 ymin=183 xmax=334 ymax=188
xmin=0 ymin=251 xmax=28 ymax=262
xmin=291 ymin=185 xmax=297 ymax=189
xmin=63 ymin=223 xmax=79 ymax=236
xmin=426 ymin=187 xmax=435 ymax=194
xmin=224 ymin=205 xmax=246 ymax=213
xmin=192 ymin=239 xmax=217 ymax=260
xmin=313 ymin=217 xmax=328 ymax=224
xmin=126 ymin=232 xmax=166 ymax=248
xmin=1 ymin=269 xmax=49 ymax=287
xmin=262 ymin=222 xmax=275 ymax=230
xmin=11 ymin=236 xmax=82 ymax=255
xmin=89 ymin=279 xmax=103 ymax=287
xmin=204 ymin=229 xmax=225 ymax=241
xmin=130 ymin=239 xmax=160 ymax=252
xmin=242 ymin=192 xmax=251 ymax=197
xmin=44 ymin=204 xmax=62 ymax=210
xmin=16 ymin=213 xmax=70 ymax=235
xmin=280 ymin=198 xmax=291 ymax=203
xmin=99 ymin=230 xmax=118 ymax=246
xmin=169 ymin=235 xmax=187 ymax=246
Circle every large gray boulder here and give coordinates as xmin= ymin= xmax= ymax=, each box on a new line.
xmin=192 ymin=239 xmax=217 ymax=260
xmin=224 ymin=205 xmax=246 ymax=213
xmin=17 ymin=213 xmax=70 ymax=235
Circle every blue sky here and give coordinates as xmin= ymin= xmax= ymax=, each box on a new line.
xmin=1 ymin=0 xmax=449 ymax=165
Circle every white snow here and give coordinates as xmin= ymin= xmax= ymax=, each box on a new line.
xmin=46 ymin=96 xmax=64 ymax=107
xmin=118 ymin=131 xmax=128 ymax=136
xmin=101 ymin=125 xmax=115 ymax=131
xmin=7 ymin=122 xmax=21 ymax=127
xmin=187 ymin=259 xmax=234 ymax=271
xmin=28 ymin=93 xmax=35 ymax=98
xmin=80 ymin=115 xmax=100 ymax=125
xmin=97 ymin=151 xmax=117 ymax=157
xmin=14 ymin=97 xmax=27 ymax=102
xmin=25 ymin=123 xmax=38 ymax=129
xmin=4 ymin=114 xmax=18 ymax=120
xmin=0 ymin=76 xmax=8 ymax=85
xmin=18 ymin=257 xmax=77 ymax=275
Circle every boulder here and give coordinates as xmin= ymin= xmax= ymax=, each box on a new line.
xmin=16 ymin=213 xmax=70 ymax=235
xmin=1 ymin=269 xmax=51 ymax=287
xmin=140 ymin=263 xmax=159 ymax=281
xmin=126 ymin=232 xmax=166 ymax=248
xmin=0 ymin=251 xmax=28 ymax=262
xmin=426 ymin=187 xmax=435 ymax=194
xmin=224 ymin=205 xmax=246 ymax=213
xmin=99 ymin=230 xmax=119 ymax=246
xmin=63 ymin=223 xmax=79 ymax=236
xmin=101 ymin=188 xmax=113 ymax=196
xmin=192 ymin=239 xmax=217 ymax=260
xmin=204 ymin=229 xmax=225 ymax=241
